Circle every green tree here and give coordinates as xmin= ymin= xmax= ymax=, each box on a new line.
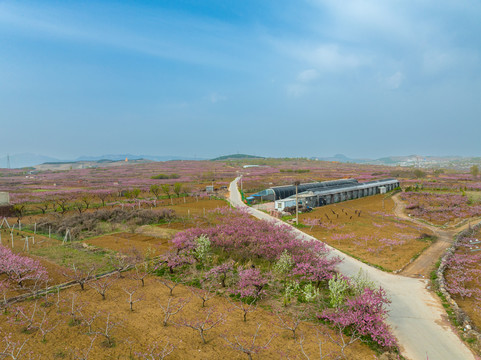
xmin=150 ymin=184 xmax=161 ymax=200
xmin=413 ymin=169 xmax=426 ymax=179
xmin=161 ymin=184 xmax=171 ymax=199
xmin=471 ymin=165 xmax=479 ymax=178
xmin=173 ymin=183 xmax=182 ymax=198
xmin=126 ymin=188 xmax=141 ymax=199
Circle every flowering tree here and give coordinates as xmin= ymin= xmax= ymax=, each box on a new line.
xmin=321 ymin=287 xmax=396 ymax=348
xmin=236 ymin=268 xmax=270 ymax=300
xmin=205 ymin=261 xmax=234 ymax=288
xmin=0 ymin=245 xmax=48 ymax=288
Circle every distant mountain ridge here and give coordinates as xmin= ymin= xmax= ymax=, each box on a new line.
xmin=313 ymin=154 xmax=471 ymax=168
xmin=74 ymin=154 xmax=205 ymax=162
xmin=0 ymin=153 xmax=207 ymax=168
xmin=211 ymin=154 xmax=264 ymax=161
xmin=1 ymin=152 xmax=478 ymax=169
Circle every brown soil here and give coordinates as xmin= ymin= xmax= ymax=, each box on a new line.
xmin=86 ymin=232 xmax=172 ymax=256
xmin=164 ymin=198 xmax=229 ymax=217
xmin=0 ymin=275 xmax=378 ymax=359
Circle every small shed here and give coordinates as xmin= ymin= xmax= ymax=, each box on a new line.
xmin=0 ymin=192 xmax=9 ymax=205
xmin=275 ymin=198 xmax=298 ymax=211
xmin=379 ymin=186 xmax=387 ymax=194
xmin=206 ymin=185 xmax=214 ymax=193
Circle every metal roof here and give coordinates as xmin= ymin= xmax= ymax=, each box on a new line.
xmin=276 ymin=179 xmax=398 ymax=200
xmin=301 ymin=179 xmax=399 ymax=197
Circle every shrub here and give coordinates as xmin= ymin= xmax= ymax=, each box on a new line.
xmin=151 ymin=173 xmax=180 ymax=180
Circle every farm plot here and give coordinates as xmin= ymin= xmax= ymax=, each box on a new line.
xmin=163 ymin=198 xmax=229 ymax=217
xmin=0 ymin=207 xmax=395 ymax=359
xmin=0 ymin=276 xmax=378 ymax=359
xmin=444 ymin=228 xmax=481 ymax=334
xmin=400 ymin=191 xmax=481 ymax=226
xmin=85 ymin=231 xmax=174 ymax=255
xmin=298 ymin=195 xmax=434 ymax=272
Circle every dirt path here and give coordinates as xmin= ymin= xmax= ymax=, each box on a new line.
xmin=391 ymin=194 xmax=480 ymax=278
xmin=229 ymin=177 xmax=475 ymax=360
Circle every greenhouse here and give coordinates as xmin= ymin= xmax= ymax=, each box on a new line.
xmin=249 ymin=179 xmax=358 ymax=202
xmin=274 ymin=178 xmax=400 ymax=211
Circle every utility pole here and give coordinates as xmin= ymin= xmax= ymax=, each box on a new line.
xmin=294 ymin=180 xmax=300 ymax=225
xmin=7 ymin=154 xmax=10 ymax=169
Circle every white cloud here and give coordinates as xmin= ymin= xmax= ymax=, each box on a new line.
xmin=209 ymin=93 xmax=227 ymax=103
xmin=286 ymin=83 xmax=306 ymax=97
xmin=308 ymin=44 xmax=364 ymax=71
xmin=382 ymin=71 xmax=405 ymax=90
xmin=297 ymin=69 xmax=319 ymax=82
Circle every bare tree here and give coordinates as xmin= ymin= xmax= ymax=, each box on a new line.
xmin=72 ymin=334 xmax=97 ymax=360
xmin=157 ymin=278 xmax=180 ymax=297
xmin=94 ymin=313 xmax=119 ymax=348
xmin=136 ymin=340 xmax=175 ymax=360
xmin=0 ymin=334 xmax=29 ymax=360
xmin=222 ymin=323 xmax=276 ymax=360
xmin=320 ymin=324 xmax=360 ymax=359
xmin=130 ymin=263 xmax=151 ymax=287
xmin=79 ymin=310 xmax=101 ymax=335
xmin=63 ymin=264 xmax=96 ymax=291
xmin=158 ymin=297 xmax=190 ymax=326
xmin=177 ymin=308 xmax=224 ymax=344
xmin=296 ymin=330 xmax=333 ymax=360
xmin=17 ymin=301 xmax=38 ymax=333
xmin=89 ymin=276 xmax=115 ymax=300
xmin=228 ymin=298 xmax=257 ymax=322
xmin=190 ymin=284 xmax=215 ymax=308
xmin=107 ymin=252 xmax=138 ymax=278
xmin=38 ymin=309 xmax=60 ymax=342
xmin=273 ymin=310 xmax=303 ymax=340
xmin=123 ymin=286 xmax=143 ymax=312
xmin=67 ymin=293 xmax=84 ymax=326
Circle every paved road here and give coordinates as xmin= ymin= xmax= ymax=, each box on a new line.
xmin=229 ymin=177 xmax=475 ymax=360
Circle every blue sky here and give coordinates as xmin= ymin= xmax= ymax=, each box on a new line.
xmin=1 ymin=0 xmax=481 ymax=159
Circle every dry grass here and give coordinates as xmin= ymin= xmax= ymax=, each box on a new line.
xmin=299 ymin=195 xmax=433 ymax=271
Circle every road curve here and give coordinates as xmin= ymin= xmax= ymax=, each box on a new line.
xmin=229 ymin=177 xmax=475 ymax=360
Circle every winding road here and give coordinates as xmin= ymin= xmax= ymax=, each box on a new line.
xmin=229 ymin=177 xmax=475 ymax=360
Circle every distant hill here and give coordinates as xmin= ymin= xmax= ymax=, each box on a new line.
xmin=312 ymin=154 xmax=473 ymax=168
xmin=212 ymin=154 xmax=264 ymax=161
xmin=0 ymin=153 xmax=208 ymax=169
xmin=312 ymin=154 xmax=370 ymax=164
xmin=75 ymin=154 xmax=206 ymax=162
xmin=34 ymin=158 xmax=153 ymax=171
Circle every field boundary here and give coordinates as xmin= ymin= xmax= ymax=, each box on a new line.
xmin=0 ymin=265 xmax=135 ymax=308
xmin=436 ymin=221 xmax=481 ymax=351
